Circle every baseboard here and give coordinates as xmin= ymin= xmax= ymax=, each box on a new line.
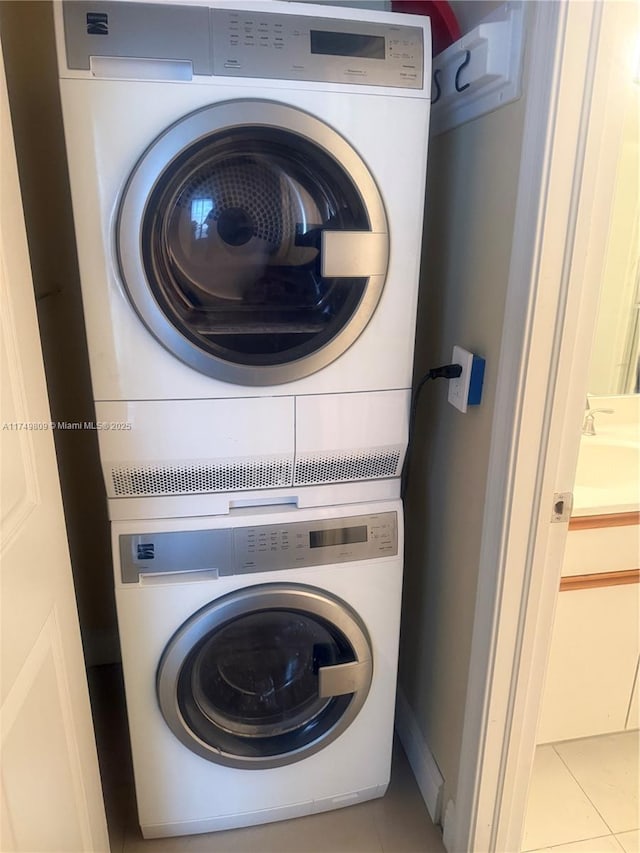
xmin=395 ymin=687 xmax=444 ymax=826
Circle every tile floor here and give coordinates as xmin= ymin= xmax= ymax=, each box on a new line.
xmin=522 ymin=731 xmax=640 ymax=853
xmin=89 ymin=665 xmax=446 ymax=853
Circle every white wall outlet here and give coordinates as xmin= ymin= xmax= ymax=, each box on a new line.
xmin=448 ymin=346 xmax=485 ymax=413
xmin=448 ymin=346 xmax=474 ymax=412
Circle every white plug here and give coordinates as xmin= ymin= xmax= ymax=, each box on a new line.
xmin=448 ymin=346 xmax=485 ymax=412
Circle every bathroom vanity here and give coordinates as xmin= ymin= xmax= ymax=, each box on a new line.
xmin=537 ymin=396 xmax=639 ymax=743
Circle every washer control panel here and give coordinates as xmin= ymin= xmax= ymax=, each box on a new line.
xmin=120 ymin=511 xmax=398 ymax=583
xmin=233 ymin=511 xmax=397 ymax=573
xmin=212 ymin=9 xmax=424 ymax=89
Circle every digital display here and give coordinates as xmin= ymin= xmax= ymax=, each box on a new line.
xmin=310 ymin=30 xmax=385 ymax=60
xmin=309 ymin=525 xmax=368 ymax=548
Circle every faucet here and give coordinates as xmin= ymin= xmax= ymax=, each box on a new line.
xmin=582 ymin=400 xmax=614 ymax=436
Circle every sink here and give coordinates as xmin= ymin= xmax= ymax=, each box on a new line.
xmin=573 ymin=434 xmax=640 ymax=514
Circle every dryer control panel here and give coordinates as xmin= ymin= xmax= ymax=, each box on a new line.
xmin=211 ymin=8 xmax=424 ymax=89
xmin=119 ymin=511 xmax=398 ymax=583
xmin=61 ymin=2 xmax=425 ymax=89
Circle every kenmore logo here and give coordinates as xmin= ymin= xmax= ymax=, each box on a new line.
xmin=86 ymin=12 xmax=108 ymax=35
xmin=137 ymin=543 xmax=155 ymax=560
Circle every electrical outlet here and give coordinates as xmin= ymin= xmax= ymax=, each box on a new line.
xmin=448 ymin=346 xmax=485 ymax=412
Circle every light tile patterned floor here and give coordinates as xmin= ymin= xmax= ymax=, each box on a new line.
xmin=89 ymin=665 xmax=446 ymax=853
xmin=523 ymin=732 xmax=640 ymax=853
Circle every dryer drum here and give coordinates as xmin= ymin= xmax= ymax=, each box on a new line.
xmin=156 ymin=584 xmax=373 ymax=768
xmin=154 ymin=130 xmax=346 ymax=308
xmin=117 ymin=101 xmax=390 ymax=385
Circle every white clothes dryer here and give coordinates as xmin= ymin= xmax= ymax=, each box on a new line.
xmin=55 ymin=1 xmax=431 ymax=519
xmin=112 ymin=499 xmax=403 ymax=838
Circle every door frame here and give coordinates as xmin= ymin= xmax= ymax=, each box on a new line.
xmin=445 ymin=1 xmax=632 ymax=850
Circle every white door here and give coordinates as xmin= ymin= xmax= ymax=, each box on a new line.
xmin=0 ymin=40 xmax=109 ymax=853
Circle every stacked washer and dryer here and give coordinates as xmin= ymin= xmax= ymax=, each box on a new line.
xmin=55 ymin=0 xmax=431 ymax=839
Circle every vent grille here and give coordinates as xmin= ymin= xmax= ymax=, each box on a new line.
xmin=294 ymin=448 xmax=402 ymax=486
xmin=109 ymin=447 xmax=404 ymax=497
xmin=111 ymin=458 xmax=293 ymax=497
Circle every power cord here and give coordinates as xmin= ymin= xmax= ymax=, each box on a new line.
xmin=401 ymin=362 xmax=463 ymax=499
xmin=411 ymin=363 xmax=462 ymax=415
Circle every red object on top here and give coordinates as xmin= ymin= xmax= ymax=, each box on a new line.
xmin=391 ymin=1 xmax=462 ymax=56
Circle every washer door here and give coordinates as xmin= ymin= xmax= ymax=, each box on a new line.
xmin=156 ymin=584 xmax=373 ymax=768
xmin=117 ymin=100 xmax=389 ymax=386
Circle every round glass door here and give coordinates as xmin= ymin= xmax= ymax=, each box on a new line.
xmin=117 ymin=100 xmax=389 ymax=386
xmin=156 ymin=584 xmax=373 ymax=768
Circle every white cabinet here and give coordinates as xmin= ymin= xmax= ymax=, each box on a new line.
xmin=562 ymin=523 xmax=640 ymax=576
xmin=537 ymin=583 xmax=639 ymax=743
xmin=537 ymin=518 xmax=640 ymax=744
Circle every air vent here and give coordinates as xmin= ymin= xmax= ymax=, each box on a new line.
xmin=294 ymin=447 xmax=402 ymax=486
xmin=111 ymin=457 xmax=293 ymax=497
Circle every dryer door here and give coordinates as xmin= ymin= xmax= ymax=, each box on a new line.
xmin=156 ymin=584 xmax=373 ymax=768
xmin=117 ymin=100 xmax=389 ymax=386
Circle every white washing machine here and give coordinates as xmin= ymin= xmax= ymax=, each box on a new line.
xmin=112 ymin=499 xmax=403 ymax=838
xmin=54 ymin=1 xmax=431 ymax=519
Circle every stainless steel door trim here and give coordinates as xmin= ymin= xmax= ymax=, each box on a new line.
xmin=156 ymin=583 xmax=373 ymax=768
xmin=116 ymin=99 xmax=389 ymax=386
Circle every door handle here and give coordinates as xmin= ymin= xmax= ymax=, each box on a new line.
xmin=317 ymin=659 xmax=371 ymax=697
xmin=321 ymin=231 xmax=388 ymax=278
